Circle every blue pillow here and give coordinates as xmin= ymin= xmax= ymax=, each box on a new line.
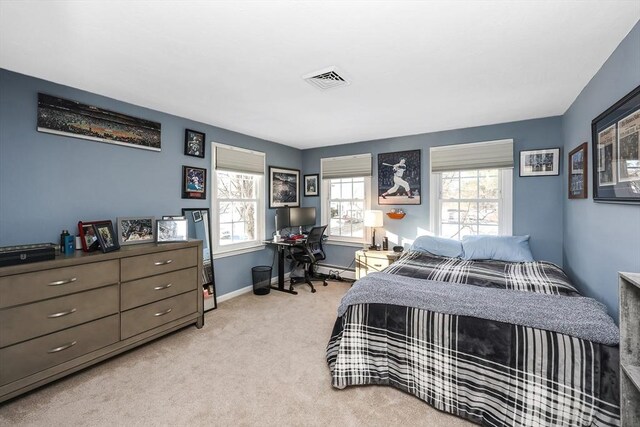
xmin=461 ymin=235 xmax=534 ymax=263
xmin=411 ymin=235 xmax=464 ymax=258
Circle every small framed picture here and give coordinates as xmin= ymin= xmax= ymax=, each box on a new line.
xmin=269 ymin=166 xmax=300 ymax=208
xmin=156 ymin=219 xmax=188 ymax=243
xmin=185 ymin=129 xmax=205 ymax=158
xmin=77 ymin=220 xmax=109 ymax=252
xmin=192 ymin=210 xmax=203 ymax=222
xmin=182 ymin=166 xmax=207 ymax=199
xmin=569 ymin=143 xmax=588 ymax=199
xmin=519 ymin=148 xmax=560 ymax=177
xmin=304 ymin=174 xmax=319 ymax=197
xmin=117 ymin=217 xmax=155 ymax=245
xmin=92 ymin=220 xmax=120 ymax=253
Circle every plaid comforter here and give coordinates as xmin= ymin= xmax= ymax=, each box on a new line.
xmin=327 ymin=251 xmax=620 ymax=426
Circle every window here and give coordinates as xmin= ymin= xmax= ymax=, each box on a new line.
xmin=432 ymin=168 xmax=512 ymax=239
xmin=321 ymin=154 xmax=372 ymax=244
xmin=212 ymin=144 xmax=265 ymax=255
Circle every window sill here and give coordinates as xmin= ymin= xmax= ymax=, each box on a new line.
xmin=325 ymin=239 xmax=364 ymax=248
xmin=213 ymin=244 xmax=265 ymax=259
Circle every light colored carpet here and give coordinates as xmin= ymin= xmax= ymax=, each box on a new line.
xmin=0 ymin=281 xmax=472 ymax=426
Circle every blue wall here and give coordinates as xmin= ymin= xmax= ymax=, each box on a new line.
xmin=562 ymin=22 xmax=640 ymax=321
xmin=0 ymin=69 xmax=301 ymax=296
xmin=302 ymin=116 xmax=566 ymax=267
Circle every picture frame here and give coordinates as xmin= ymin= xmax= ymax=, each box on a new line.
xmin=269 ymin=166 xmax=300 ymax=208
xmin=519 ymin=148 xmax=560 ymax=177
xmin=568 ymin=143 xmax=588 ymax=199
xmin=304 ymin=174 xmax=319 ymax=197
xmin=378 ymin=149 xmax=421 ymax=205
xmin=182 ymin=208 xmax=217 ymax=311
xmin=156 ymin=219 xmax=188 ymax=243
xmin=37 ymin=93 xmax=161 ymax=151
xmin=77 ymin=220 xmax=110 ymax=252
xmin=184 ymin=129 xmax=205 ymax=158
xmin=92 ymin=220 xmax=120 ymax=253
xmin=182 ymin=165 xmax=207 ymax=200
xmin=116 ymin=216 xmax=156 ymax=246
xmin=591 ymin=85 xmax=640 ymax=203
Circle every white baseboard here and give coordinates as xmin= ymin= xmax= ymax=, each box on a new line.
xmin=217 ymin=273 xmax=291 ymax=303
xmin=315 ymin=264 xmax=356 ymax=280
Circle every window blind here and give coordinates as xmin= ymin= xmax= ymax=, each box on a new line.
xmin=430 ymin=139 xmax=514 ymax=172
xmin=321 ymin=153 xmax=372 ymax=179
xmin=215 ymin=144 xmax=265 ymax=175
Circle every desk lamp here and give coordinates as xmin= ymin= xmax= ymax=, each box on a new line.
xmin=364 ymin=210 xmax=384 ymax=250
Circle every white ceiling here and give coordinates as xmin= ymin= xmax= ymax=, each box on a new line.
xmin=1 ymin=1 xmax=639 ymax=149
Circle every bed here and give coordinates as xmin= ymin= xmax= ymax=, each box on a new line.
xmin=326 ymin=246 xmax=620 ymax=427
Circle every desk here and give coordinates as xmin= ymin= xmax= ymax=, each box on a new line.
xmin=263 ymin=239 xmax=305 ymax=295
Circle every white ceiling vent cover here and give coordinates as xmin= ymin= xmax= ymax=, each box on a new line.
xmin=303 ymin=67 xmax=350 ymax=90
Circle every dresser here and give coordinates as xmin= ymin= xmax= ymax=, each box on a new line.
xmin=0 ymin=241 xmax=203 ymax=403
xmin=355 ymin=250 xmax=400 ymax=279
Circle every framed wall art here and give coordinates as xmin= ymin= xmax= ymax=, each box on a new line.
xmin=37 ymin=93 xmax=161 ymax=151
xmin=378 ymin=149 xmax=421 ymax=205
xmin=269 ymin=166 xmax=300 ymax=208
xmin=519 ymin=148 xmax=560 ymax=177
xmin=591 ymin=85 xmax=640 ymax=203
xmin=116 ymin=217 xmax=155 ymax=245
xmin=184 ymin=129 xmax=205 ymax=158
xmin=92 ymin=220 xmax=120 ymax=253
xmin=182 ymin=166 xmax=207 ymax=199
xmin=568 ymin=143 xmax=588 ymax=199
xmin=304 ymin=174 xmax=319 ymax=197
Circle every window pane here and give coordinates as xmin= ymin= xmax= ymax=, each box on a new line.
xmin=441 ymin=224 xmax=460 ymax=240
xmin=479 ymin=174 xmax=499 ymax=199
xmin=219 ymin=223 xmax=233 ymax=245
xmin=353 ymin=181 xmax=364 ymax=199
xmin=460 ymin=177 xmax=478 ymax=199
xmin=441 ymin=201 xmax=460 ymax=223
xmin=217 ymin=173 xmax=231 ymax=198
xmin=331 ymin=182 xmax=341 ymax=199
xmin=459 ymin=202 xmax=478 ymax=224
xmin=441 ymin=175 xmax=459 ymax=199
xmin=479 ymin=225 xmax=499 ymax=235
xmin=459 ymin=225 xmax=477 ymax=239
xmin=231 ymin=203 xmax=244 ymax=222
xmin=341 ymin=182 xmax=352 ymax=199
xmin=219 ymin=202 xmax=232 ymax=223
xmin=461 ymin=170 xmax=477 ymax=178
xmin=479 ymin=202 xmax=499 ymax=225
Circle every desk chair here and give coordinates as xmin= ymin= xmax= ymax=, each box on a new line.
xmin=288 ymin=225 xmax=328 ymax=293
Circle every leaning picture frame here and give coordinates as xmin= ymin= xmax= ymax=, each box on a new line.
xmin=116 ymin=216 xmax=156 ymax=246
xmin=591 ymin=84 xmax=640 ymax=203
xmin=77 ymin=220 xmax=110 ymax=252
xmin=568 ymin=143 xmax=588 ymax=199
xmin=519 ymin=148 xmax=560 ymax=177
xmin=156 ymin=219 xmax=188 ymax=243
xmin=182 ymin=208 xmax=217 ymax=312
xmin=269 ymin=166 xmax=300 ymax=208
xmin=92 ymin=220 xmax=120 ymax=253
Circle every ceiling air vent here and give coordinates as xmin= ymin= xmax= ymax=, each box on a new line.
xmin=303 ymin=67 xmax=350 ymax=90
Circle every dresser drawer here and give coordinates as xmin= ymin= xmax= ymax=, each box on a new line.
xmin=0 ymin=314 xmax=119 ymax=386
xmin=0 ymin=260 xmax=119 ymax=308
xmin=0 ymin=285 xmax=119 ymax=347
xmin=121 ymin=267 xmax=198 ymax=310
xmin=121 ymin=290 xmax=197 ymax=340
xmin=120 ymin=248 xmax=197 ymax=282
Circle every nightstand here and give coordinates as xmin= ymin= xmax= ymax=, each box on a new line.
xmin=355 ymin=250 xmax=400 ymax=279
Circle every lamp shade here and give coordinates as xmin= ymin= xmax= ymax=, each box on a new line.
xmin=363 ymin=210 xmax=384 ymax=228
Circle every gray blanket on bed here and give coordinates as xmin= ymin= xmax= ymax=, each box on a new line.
xmin=337 ymin=272 xmax=619 ymax=345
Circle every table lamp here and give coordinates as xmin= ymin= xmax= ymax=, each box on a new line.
xmin=364 ymin=210 xmax=384 ymax=250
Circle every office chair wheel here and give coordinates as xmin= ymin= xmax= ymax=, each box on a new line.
xmin=311 ymin=287 xmax=316 ymax=293
xmin=323 ymin=281 xmax=328 ymax=286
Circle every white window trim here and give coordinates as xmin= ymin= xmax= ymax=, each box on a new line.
xmin=212 ymin=143 xmax=266 ymax=256
xmin=321 ymin=176 xmax=371 ymax=244
xmin=430 ymin=168 xmax=513 ymax=237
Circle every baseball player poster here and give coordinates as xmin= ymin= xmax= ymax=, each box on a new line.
xmin=377 ymin=149 xmax=421 ymax=205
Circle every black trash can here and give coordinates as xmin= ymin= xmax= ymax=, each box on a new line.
xmin=252 ymin=266 xmax=272 ymax=295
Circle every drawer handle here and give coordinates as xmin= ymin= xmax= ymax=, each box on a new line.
xmin=373 ymin=263 xmax=382 ymax=267
xmin=48 ymin=277 xmax=78 ymax=286
xmin=154 ymin=283 xmax=173 ymax=291
xmin=48 ymin=341 xmax=77 ymax=353
xmin=154 ymin=308 xmax=172 ymax=317
xmin=154 ymin=259 xmax=173 ymax=266
xmin=47 ymin=308 xmax=77 ymax=318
